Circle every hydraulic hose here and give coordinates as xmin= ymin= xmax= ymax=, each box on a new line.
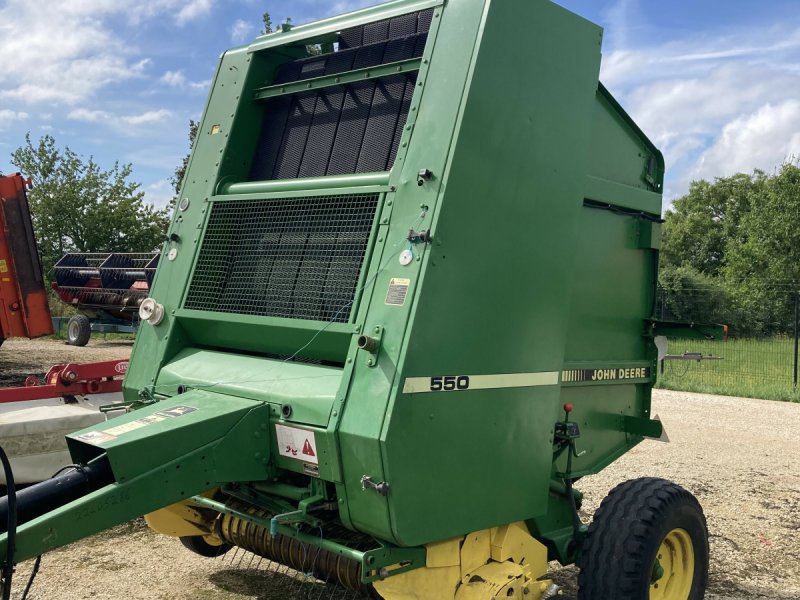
xmin=0 ymin=445 xmax=17 ymax=600
xmin=0 ymin=454 xmax=114 ymax=535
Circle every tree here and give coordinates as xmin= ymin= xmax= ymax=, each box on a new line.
xmin=661 ymin=172 xmax=764 ymax=276
xmin=11 ymin=134 xmax=170 ymax=278
xmin=262 ymin=11 xmax=273 ymax=34
xmin=657 ymin=264 xmax=732 ymax=325
xmin=722 ymin=163 xmax=800 ymax=334
xmin=660 ymin=162 xmax=800 ymax=336
xmin=171 ymin=119 xmax=199 ymax=204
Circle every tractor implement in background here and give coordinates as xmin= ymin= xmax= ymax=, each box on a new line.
xmin=0 ymin=359 xmax=127 ymax=485
xmin=0 ymin=174 xmax=52 ymax=345
xmin=52 ymin=252 xmax=159 ymax=345
xmin=2 ymin=1 xmax=711 ymax=599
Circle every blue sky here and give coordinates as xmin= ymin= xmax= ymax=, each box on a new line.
xmin=1 ymin=0 xmax=799 ymax=209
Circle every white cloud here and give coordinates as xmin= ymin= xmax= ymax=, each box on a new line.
xmin=68 ymin=107 xmax=172 ymax=131
xmin=0 ymin=2 xmax=141 ymax=105
xmin=144 ymin=178 xmax=175 ymax=209
xmin=0 ymin=109 xmax=29 ymax=129
xmin=231 ymin=19 xmax=255 ymax=43
xmin=0 ymin=0 xmax=211 ymax=106
xmin=159 ymin=70 xmax=209 ymax=91
xmin=176 ymin=0 xmax=213 ymax=26
xmin=68 ymin=108 xmax=113 ymax=123
xmin=692 ymin=101 xmax=800 ymax=181
xmin=599 ymin=20 xmax=800 ymax=201
xmin=122 ymin=110 xmax=172 ymax=126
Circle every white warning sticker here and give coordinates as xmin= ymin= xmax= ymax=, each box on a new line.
xmin=75 ymin=431 xmax=116 ymax=446
xmin=275 ymin=424 xmax=319 ymax=465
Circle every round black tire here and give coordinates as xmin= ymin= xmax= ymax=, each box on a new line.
xmin=179 ymin=535 xmax=233 ymax=558
xmin=66 ymin=315 xmax=91 ymax=346
xmin=578 ymin=477 xmax=708 ymax=600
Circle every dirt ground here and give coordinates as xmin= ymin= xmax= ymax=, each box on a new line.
xmin=2 ymin=338 xmax=799 ymax=599
xmin=0 ymin=337 xmax=134 ymax=387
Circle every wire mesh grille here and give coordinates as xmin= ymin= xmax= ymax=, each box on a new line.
xmin=184 ymin=194 xmax=379 ymax=322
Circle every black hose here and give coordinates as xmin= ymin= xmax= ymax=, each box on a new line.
xmin=0 ymin=445 xmax=17 ymax=600
xmin=0 ymin=454 xmax=113 ymax=534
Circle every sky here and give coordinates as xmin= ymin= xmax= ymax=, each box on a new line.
xmin=0 ymin=0 xmax=798 ymax=210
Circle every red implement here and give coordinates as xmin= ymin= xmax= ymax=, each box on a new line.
xmin=0 ymin=359 xmax=128 ymax=403
xmin=0 ymin=173 xmax=53 ymax=342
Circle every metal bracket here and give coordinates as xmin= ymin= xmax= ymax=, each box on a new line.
xmin=361 ymin=544 xmax=426 ymax=583
xmin=358 ymin=325 xmax=383 ymax=367
xmin=361 ymin=475 xmax=390 ymax=496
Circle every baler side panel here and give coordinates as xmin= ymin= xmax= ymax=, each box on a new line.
xmin=556 ymin=88 xmax=665 ymax=478
xmin=381 ymin=0 xmax=604 ymax=547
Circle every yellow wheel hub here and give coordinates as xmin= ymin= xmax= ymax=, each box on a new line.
xmin=650 ymin=528 xmax=695 ymax=600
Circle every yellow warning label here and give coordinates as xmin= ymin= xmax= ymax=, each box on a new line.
xmin=385 ymin=278 xmax=410 ymax=306
xmin=0 ymin=259 xmax=7 ymax=273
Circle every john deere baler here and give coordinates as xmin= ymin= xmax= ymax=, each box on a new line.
xmin=0 ymin=1 xmax=710 ymax=599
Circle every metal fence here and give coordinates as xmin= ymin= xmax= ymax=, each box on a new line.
xmin=654 ymin=288 xmax=800 ymax=400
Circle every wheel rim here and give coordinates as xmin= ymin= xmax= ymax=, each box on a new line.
xmin=68 ymin=321 xmax=79 ymax=340
xmin=650 ymin=528 xmax=695 ymax=600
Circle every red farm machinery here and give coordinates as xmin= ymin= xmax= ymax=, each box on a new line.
xmin=52 ymin=252 xmax=159 ymax=345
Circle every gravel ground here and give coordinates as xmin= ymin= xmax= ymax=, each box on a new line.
xmin=0 ymin=337 xmax=133 ymax=386
xmin=2 ymin=340 xmax=798 ymax=599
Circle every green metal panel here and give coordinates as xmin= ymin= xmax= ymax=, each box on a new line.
xmin=378 ymin=0 xmax=604 ymax=546
xmin=156 ymin=349 xmax=341 ymax=426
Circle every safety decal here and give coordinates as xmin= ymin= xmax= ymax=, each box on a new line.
xmin=155 ymin=405 xmax=197 ymax=418
xmin=0 ymin=259 xmax=7 ymax=273
xmin=276 ymin=424 xmax=319 ymax=465
xmin=104 ymin=420 xmax=152 ymax=436
xmin=75 ymin=405 xmax=198 ymax=445
xmin=75 ymin=431 xmax=117 ymax=445
xmin=385 ymin=278 xmax=410 ymax=306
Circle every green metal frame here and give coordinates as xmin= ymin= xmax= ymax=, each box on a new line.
xmin=253 ymin=58 xmax=423 ymax=101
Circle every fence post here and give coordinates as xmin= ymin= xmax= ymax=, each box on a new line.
xmin=794 ymin=292 xmax=799 ymax=389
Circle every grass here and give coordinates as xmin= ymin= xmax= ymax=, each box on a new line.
xmin=656 ymin=336 xmax=800 ymax=402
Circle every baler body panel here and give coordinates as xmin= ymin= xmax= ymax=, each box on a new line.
xmin=379 ymin=0 xmax=604 ymax=545
xmin=2 ymin=0 xmax=668 ymax=577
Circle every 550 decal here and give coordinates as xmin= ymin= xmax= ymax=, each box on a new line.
xmin=403 ymin=372 xmax=559 ymax=394
xmin=429 ymin=375 xmax=470 ymax=391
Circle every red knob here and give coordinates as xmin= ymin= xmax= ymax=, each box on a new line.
xmin=563 ymin=403 xmax=574 ymax=413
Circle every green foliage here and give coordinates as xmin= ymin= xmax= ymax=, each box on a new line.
xmin=661 ymin=172 xmax=764 ymax=276
xmin=10 ymin=133 xmax=169 ymax=278
xmin=661 ymin=162 xmax=800 ymax=336
xmin=262 ymin=11 xmax=273 ymax=34
xmin=657 ymin=264 xmax=731 ymax=325
xmin=171 ymin=119 xmax=199 ymax=204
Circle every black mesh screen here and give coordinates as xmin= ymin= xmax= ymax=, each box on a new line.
xmin=249 ymin=8 xmax=433 ymax=182
xmin=185 ymin=195 xmax=379 ymax=322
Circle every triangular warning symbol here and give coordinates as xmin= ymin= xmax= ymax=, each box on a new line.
xmin=302 ymin=439 xmax=316 ymax=457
